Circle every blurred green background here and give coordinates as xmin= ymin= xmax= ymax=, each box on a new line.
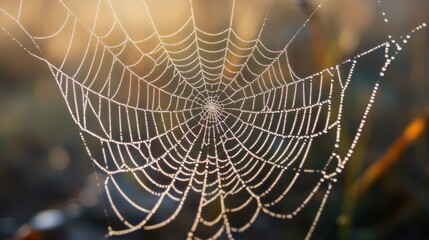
xmin=0 ymin=0 xmax=428 ymax=239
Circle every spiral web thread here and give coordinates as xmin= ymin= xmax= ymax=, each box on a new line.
xmin=0 ymin=0 xmax=425 ymax=239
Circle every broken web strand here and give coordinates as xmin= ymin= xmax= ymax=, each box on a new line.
xmin=307 ymin=21 xmax=429 ymax=239
xmin=0 ymin=0 xmax=427 ymax=239
xmin=336 ymin=24 xmax=429 ymax=171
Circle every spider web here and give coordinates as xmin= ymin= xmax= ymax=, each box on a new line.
xmin=0 ymin=0 xmax=425 ymax=239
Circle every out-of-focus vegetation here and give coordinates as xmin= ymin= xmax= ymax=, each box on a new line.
xmin=0 ymin=0 xmax=428 ymax=239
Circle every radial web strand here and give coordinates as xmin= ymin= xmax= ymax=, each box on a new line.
xmin=0 ymin=0 xmax=426 ymax=239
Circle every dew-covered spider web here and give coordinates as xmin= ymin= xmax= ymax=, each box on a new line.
xmin=0 ymin=0 xmax=426 ymax=239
